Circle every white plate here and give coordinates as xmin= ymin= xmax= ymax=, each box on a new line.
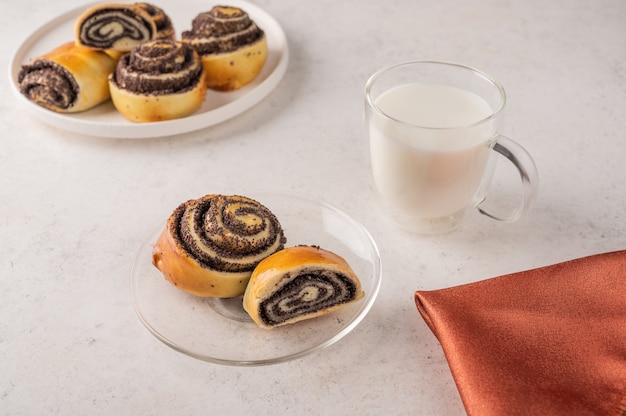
xmin=130 ymin=192 xmax=382 ymax=366
xmin=8 ymin=0 xmax=288 ymax=139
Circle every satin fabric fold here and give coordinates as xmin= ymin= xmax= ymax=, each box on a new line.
xmin=415 ymin=250 xmax=626 ymax=416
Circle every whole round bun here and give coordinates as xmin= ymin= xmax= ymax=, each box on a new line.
xmin=152 ymin=194 xmax=286 ymax=298
xmin=182 ymin=5 xmax=268 ymax=91
xmin=108 ymin=39 xmax=207 ymax=122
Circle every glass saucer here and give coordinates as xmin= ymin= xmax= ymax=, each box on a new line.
xmin=130 ymin=191 xmax=382 ymax=366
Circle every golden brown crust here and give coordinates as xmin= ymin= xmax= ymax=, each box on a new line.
xmin=109 ymin=77 xmax=207 ymax=122
xmin=152 ymin=225 xmax=252 ymax=298
xmin=108 ymin=40 xmax=207 ymax=122
xmin=200 ymin=36 xmax=268 ymax=91
xmin=152 ymin=194 xmax=286 ymax=298
xmin=243 ymin=246 xmax=365 ymax=329
xmin=17 ymin=41 xmax=117 ymax=113
xmin=181 ymin=6 xmax=268 ymax=91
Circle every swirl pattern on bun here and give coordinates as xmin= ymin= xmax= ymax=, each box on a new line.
xmin=182 ymin=6 xmax=268 ymax=91
xmin=108 ymin=39 xmax=206 ymax=122
xmin=152 ymin=194 xmax=287 ymax=298
xmin=135 ymin=2 xmax=175 ymax=40
xmin=75 ymin=2 xmax=174 ymax=52
xmin=17 ymin=42 xmax=117 ymax=113
xmin=243 ymin=246 xmax=365 ymax=329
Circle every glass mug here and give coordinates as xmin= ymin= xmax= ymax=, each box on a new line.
xmin=364 ymin=61 xmax=538 ymax=234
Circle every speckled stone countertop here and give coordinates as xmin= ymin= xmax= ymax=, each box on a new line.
xmin=2 ymin=0 xmax=625 ymax=414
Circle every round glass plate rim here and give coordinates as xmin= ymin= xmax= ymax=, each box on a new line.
xmin=129 ymin=191 xmax=382 ymax=366
xmin=8 ymin=0 xmax=289 ymax=139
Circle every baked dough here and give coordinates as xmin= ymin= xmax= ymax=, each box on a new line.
xmin=108 ymin=39 xmax=207 ymax=122
xmin=135 ymin=2 xmax=175 ymax=40
xmin=243 ymin=246 xmax=365 ymax=329
xmin=75 ymin=2 xmax=174 ymax=52
xmin=182 ymin=6 xmax=268 ymax=91
xmin=17 ymin=41 xmax=117 ymax=113
xmin=152 ymin=194 xmax=287 ymax=298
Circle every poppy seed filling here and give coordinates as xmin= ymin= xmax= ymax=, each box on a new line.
xmin=259 ymin=268 xmax=358 ymax=326
xmin=169 ymin=195 xmax=286 ymax=274
xmin=18 ymin=60 xmax=78 ymax=109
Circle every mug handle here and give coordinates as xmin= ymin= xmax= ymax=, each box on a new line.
xmin=474 ymin=135 xmax=539 ymax=222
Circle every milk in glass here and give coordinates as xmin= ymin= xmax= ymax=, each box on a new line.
xmin=369 ymin=82 xmax=496 ymax=227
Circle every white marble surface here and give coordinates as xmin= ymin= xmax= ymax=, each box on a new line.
xmin=2 ymin=0 xmax=625 ymax=414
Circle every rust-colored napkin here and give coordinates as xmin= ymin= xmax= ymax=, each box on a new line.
xmin=415 ymin=250 xmax=626 ymax=416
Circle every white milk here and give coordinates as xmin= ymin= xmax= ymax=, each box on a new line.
xmin=369 ymin=82 xmax=496 ymax=226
